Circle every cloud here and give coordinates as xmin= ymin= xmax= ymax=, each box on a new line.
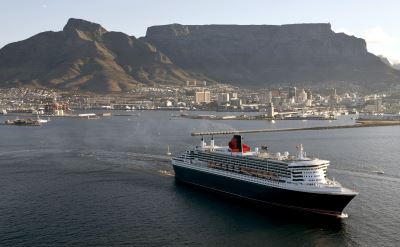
xmin=42 ymin=4 xmax=47 ymax=8
xmin=361 ymin=26 xmax=397 ymax=44
xmin=391 ymin=59 xmax=400 ymax=65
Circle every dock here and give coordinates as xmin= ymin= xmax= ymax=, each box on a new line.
xmin=191 ymin=121 xmax=400 ymax=136
xmin=181 ymin=114 xmax=335 ymax=121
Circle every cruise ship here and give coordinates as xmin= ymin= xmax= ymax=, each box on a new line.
xmin=172 ymin=134 xmax=357 ymax=217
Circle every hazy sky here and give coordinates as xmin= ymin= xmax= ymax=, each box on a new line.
xmin=1 ymin=0 xmax=399 ymax=63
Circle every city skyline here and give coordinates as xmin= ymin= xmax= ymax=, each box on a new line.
xmin=1 ymin=0 xmax=400 ymax=63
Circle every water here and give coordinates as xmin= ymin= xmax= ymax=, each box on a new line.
xmin=0 ymin=112 xmax=399 ymax=246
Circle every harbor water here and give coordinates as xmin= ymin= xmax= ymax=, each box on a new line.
xmin=0 ymin=111 xmax=399 ymax=246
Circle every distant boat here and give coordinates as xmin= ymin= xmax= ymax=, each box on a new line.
xmin=166 ymin=145 xmax=172 ymax=156
xmin=78 ymin=113 xmax=97 ymax=118
xmin=36 ymin=115 xmax=50 ymax=124
xmin=5 ymin=118 xmax=41 ymax=126
xmin=271 ymin=120 xmax=276 ymax=124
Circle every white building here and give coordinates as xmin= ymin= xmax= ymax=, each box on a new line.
xmin=297 ymin=89 xmax=308 ymax=103
xmin=195 ymin=91 xmax=211 ymax=104
xmin=266 ymin=103 xmax=275 ymax=117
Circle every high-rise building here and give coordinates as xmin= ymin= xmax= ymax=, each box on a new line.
xmin=330 ymin=88 xmax=338 ymax=105
xmin=288 ymin=87 xmax=297 ymax=99
xmin=217 ymin=93 xmax=230 ymax=104
xmin=266 ymin=103 xmax=275 ymax=117
xmin=376 ymin=99 xmax=383 ymax=112
xmin=330 ymin=88 xmax=337 ymax=99
xmin=297 ymin=88 xmax=307 ymax=102
xmin=195 ymin=91 xmax=211 ymax=104
xmin=306 ymin=89 xmax=313 ymax=100
xmin=267 ymin=91 xmax=273 ymax=103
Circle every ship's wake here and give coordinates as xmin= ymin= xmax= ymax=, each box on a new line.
xmin=0 ymin=148 xmax=174 ymax=176
xmin=78 ymin=149 xmax=174 ymax=175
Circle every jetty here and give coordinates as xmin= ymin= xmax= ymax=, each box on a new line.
xmin=191 ymin=121 xmax=400 ymax=136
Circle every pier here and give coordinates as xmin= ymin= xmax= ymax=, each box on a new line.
xmin=191 ymin=120 xmax=400 ymax=136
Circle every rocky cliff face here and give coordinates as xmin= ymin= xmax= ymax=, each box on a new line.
xmin=0 ymin=18 xmax=199 ymax=92
xmin=145 ymin=23 xmax=400 ymax=88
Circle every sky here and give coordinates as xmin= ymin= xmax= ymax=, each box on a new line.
xmin=1 ymin=0 xmax=399 ymax=63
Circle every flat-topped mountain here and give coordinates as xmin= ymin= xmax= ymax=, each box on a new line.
xmin=0 ymin=18 xmax=199 ymax=92
xmin=0 ymin=19 xmax=399 ymax=92
xmin=145 ymin=23 xmax=400 ymax=89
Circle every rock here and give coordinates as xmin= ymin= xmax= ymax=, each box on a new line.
xmin=145 ymin=23 xmax=400 ymax=89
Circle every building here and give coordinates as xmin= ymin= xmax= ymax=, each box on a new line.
xmin=230 ymin=98 xmax=242 ymax=107
xmin=267 ymin=91 xmax=273 ymax=103
xmin=266 ymin=103 xmax=275 ymax=117
xmin=306 ymin=89 xmax=313 ymax=100
xmin=165 ymin=100 xmax=173 ymax=107
xmin=288 ymin=87 xmax=297 ymax=99
xmin=305 ymin=99 xmax=312 ymax=107
xmin=217 ymin=93 xmax=230 ymax=105
xmin=297 ymin=89 xmax=308 ymax=103
xmin=229 ymin=92 xmax=238 ymax=100
xmin=195 ymin=91 xmax=211 ymax=104
xmin=271 ymin=89 xmax=280 ymax=97
xmin=330 ymin=88 xmax=337 ymax=101
xmin=250 ymin=93 xmax=260 ymax=103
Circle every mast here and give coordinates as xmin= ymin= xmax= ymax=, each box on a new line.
xmin=297 ymin=144 xmax=305 ymax=159
xmin=201 ymin=136 xmax=206 ymax=148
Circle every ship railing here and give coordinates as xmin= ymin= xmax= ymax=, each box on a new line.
xmin=177 ymin=161 xmax=342 ymax=191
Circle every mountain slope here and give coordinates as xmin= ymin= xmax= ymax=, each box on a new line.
xmin=145 ymin=23 xmax=400 ymax=89
xmin=0 ymin=18 xmax=198 ymax=92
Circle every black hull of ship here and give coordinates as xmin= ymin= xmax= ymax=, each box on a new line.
xmin=173 ymin=165 xmax=356 ymax=217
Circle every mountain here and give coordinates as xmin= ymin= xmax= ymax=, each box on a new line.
xmin=378 ymin=55 xmax=400 ymax=71
xmin=145 ymin=23 xmax=400 ymax=89
xmin=0 ymin=18 xmax=200 ymax=92
xmin=1 ymin=20 xmax=399 ymax=92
